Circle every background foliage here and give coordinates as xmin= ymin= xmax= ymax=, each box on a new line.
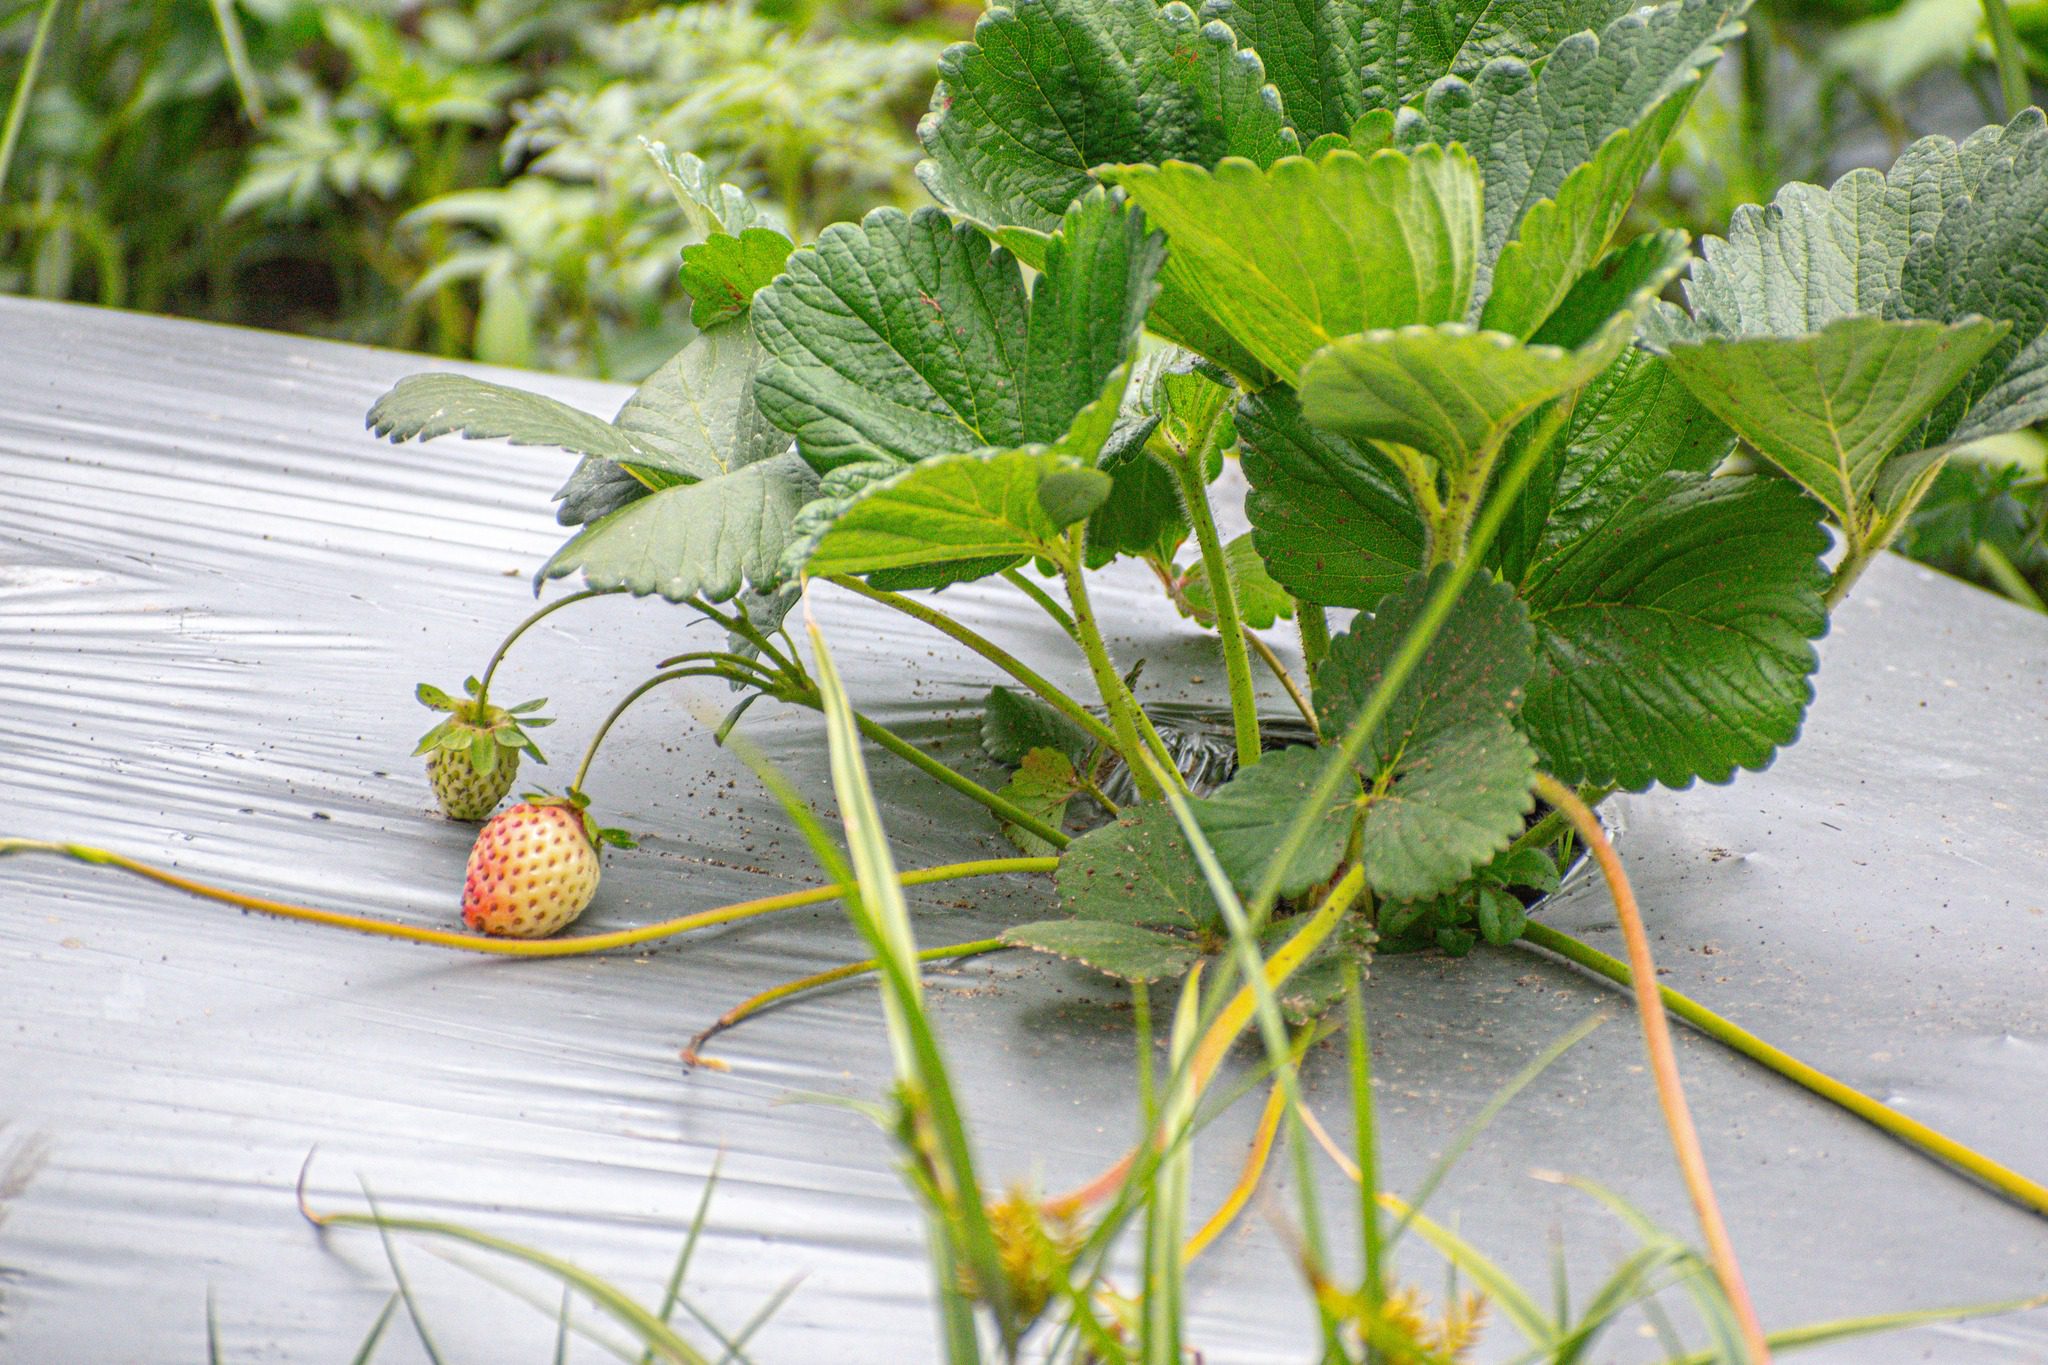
xmin=1 ymin=0 xmax=2041 ymax=604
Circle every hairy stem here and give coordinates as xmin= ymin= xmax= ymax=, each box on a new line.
xmin=1059 ymin=540 xmax=1162 ymax=801
xmin=1531 ymin=775 xmax=1769 ymax=1362
xmin=1001 ymin=567 xmax=1079 ymax=640
xmin=683 ymin=937 xmax=1008 ymax=1068
xmin=825 ymin=574 xmax=1118 ymax=752
xmin=1506 ymin=781 xmax=1617 ymax=859
xmin=1520 ymin=920 xmax=2048 ymax=1217
xmin=852 ymin=714 xmax=1068 ymax=850
xmin=1244 ymin=627 xmax=1318 ymax=735
xmin=1170 ymin=426 xmax=1261 ymax=768
xmin=477 ymin=588 xmax=622 ymax=698
xmin=575 ymin=668 xmax=719 ymax=792
xmin=0 ymin=837 xmax=1053 ymax=958
xmin=1247 ymin=401 xmax=1574 ymax=928
xmin=1294 ymin=600 xmax=1331 ymax=676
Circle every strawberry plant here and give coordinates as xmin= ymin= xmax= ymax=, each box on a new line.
xmin=363 ymin=0 xmax=2048 ymax=990
xmin=12 ymin=5 xmax=2048 ymax=1346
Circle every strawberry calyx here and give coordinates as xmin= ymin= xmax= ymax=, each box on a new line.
xmin=518 ymin=785 xmax=637 ymax=850
xmin=415 ymin=676 xmax=552 ymax=778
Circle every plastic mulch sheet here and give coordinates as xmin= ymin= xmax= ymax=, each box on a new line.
xmin=3 ymin=295 xmax=2047 ymax=1362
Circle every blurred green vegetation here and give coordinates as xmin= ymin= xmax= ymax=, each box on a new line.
xmin=2 ymin=0 xmax=2042 ymax=606
xmin=0 ymin=0 xmax=966 ymax=375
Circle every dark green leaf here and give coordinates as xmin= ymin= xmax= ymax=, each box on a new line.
xmin=1001 ymin=920 xmax=1201 ymax=983
xmin=1239 ymin=385 xmax=1425 ymax=612
xmin=1398 ymin=0 xmax=1741 ymax=277
xmin=981 ymin=686 xmax=1094 ymax=766
xmin=1055 ymin=803 xmax=1220 ymax=931
xmin=1517 ymin=472 xmax=1828 ymax=790
xmin=916 ymin=0 xmax=1298 ymax=234
xmin=1357 ymin=0 xmax=1635 ymax=112
xmin=1193 ymin=745 xmax=1361 ymax=900
xmin=1314 ymin=570 xmax=1538 ymax=900
xmin=753 ymin=196 xmax=1160 ymax=469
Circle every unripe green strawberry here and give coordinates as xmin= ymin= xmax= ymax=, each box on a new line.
xmin=461 ymin=790 xmax=633 ymax=939
xmin=414 ymin=678 xmax=552 ymax=821
xmin=427 ymin=743 xmax=519 ymax=820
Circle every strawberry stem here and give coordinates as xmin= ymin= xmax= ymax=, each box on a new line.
xmin=0 ymin=837 xmax=1054 ymax=957
xmin=681 ymin=936 xmax=1008 ymax=1069
xmin=476 ymin=587 xmax=621 ymax=700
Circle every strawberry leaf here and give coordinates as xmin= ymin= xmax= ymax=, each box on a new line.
xmin=1313 ymin=569 xmax=1537 ymax=901
xmin=752 ymin=192 xmax=1162 ymax=471
xmin=1398 ymin=0 xmax=1743 ymax=284
xmin=1356 ymin=0 xmax=1638 ymax=112
xmin=539 ymin=452 xmax=821 ymax=603
xmin=679 ymin=228 xmax=795 ymax=330
xmin=996 ymin=749 xmax=1081 ymax=855
xmin=1001 ymin=920 xmax=1202 ymax=983
xmin=1663 ymin=316 xmax=2008 ymax=529
xmin=1193 ymin=745 xmax=1361 ymax=900
xmin=367 ymin=374 xmax=650 ymax=465
xmin=915 ymin=0 xmax=1297 ymax=236
xmin=982 ymin=687 xmax=1094 ymax=767
xmin=1055 ymin=803 xmax=1220 ymax=932
xmin=1100 ymin=145 xmax=1483 ymax=381
xmin=1239 ymin=386 xmax=1425 ymax=613
xmin=1516 ymin=472 xmax=1828 ymax=789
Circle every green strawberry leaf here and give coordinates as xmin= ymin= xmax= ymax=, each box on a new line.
xmin=1479 ymin=103 xmax=1692 ymax=340
xmin=1182 ymin=532 xmax=1294 ymax=630
xmin=1055 ymin=803 xmax=1221 ymax=932
xmin=1192 ymin=745 xmax=1361 ymax=901
xmin=1100 ymin=145 xmax=1484 ymax=381
xmin=982 ymin=686 xmax=1094 ymax=766
xmin=1239 ymin=385 xmax=1425 ymax=613
xmin=612 ymin=319 xmax=792 ymax=483
xmin=1001 ymin=919 xmax=1202 ymax=983
xmin=1313 ymin=569 xmax=1537 ymax=901
xmin=1493 ymin=344 xmax=1736 ymax=584
xmin=753 ymin=192 xmax=1162 ymax=471
xmin=1664 ymin=315 xmax=2009 ymax=529
xmin=1473 ymin=885 xmax=1528 ymax=946
xmin=996 ymin=749 xmax=1081 ymax=856
xmin=367 ymin=373 xmax=650 ymax=465
xmin=1298 ymin=320 xmax=1630 ymax=500
xmin=1357 ymin=0 xmax=1637 ymax=112
xmin=678 ymin=228 xmax=797 ymax=331
xmin=796 ymin=446 xmax=1108 ymax=587
xmin=1516 ymin=472 xmax=1828 ymax=789
xmin=1398 ymin=0 xmax=1743 ymax=278
xmin=538 ymin=452 xmax=821 ymax=603
xmin=915 ymin=0 xmax=1298 ymax=235
xmin=644 ymin=141 xmax=777 ymax=238
xmin=1085 ymin=445 xmax=1186 ymax=567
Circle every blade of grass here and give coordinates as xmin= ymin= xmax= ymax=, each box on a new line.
xmin=1983 ymin=0 xmax=2032 ymax=119
xmin=1386 ymin=1012 xmax=1607 ymax=1250
xmin=361 ymin=1187 xmax=448 ymax=1365
xmin=299 ymin=1163 xmax=711 ymax=1365
xmin=640 ymin=1159 xmax=722 ymax=1365
xmin=206 ymin=1288 xmax=224 ymax=1365
xmin=348 ymin=1294 xmax=400 ymax=1365
xmin=715 ymin=1276 xmax=802 ymax=1365
xmin=0 ymin=0 xmax=63 ymax=203
xmin=1532 ymin=775 xmax=1768 ymax=1362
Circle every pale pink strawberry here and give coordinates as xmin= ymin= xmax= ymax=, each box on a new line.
xmin=462 ymin=802 xmax=600 ymax=938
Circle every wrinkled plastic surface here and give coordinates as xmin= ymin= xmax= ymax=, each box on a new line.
xmin=3 ymin=296 xmax=2046 ymax=1363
